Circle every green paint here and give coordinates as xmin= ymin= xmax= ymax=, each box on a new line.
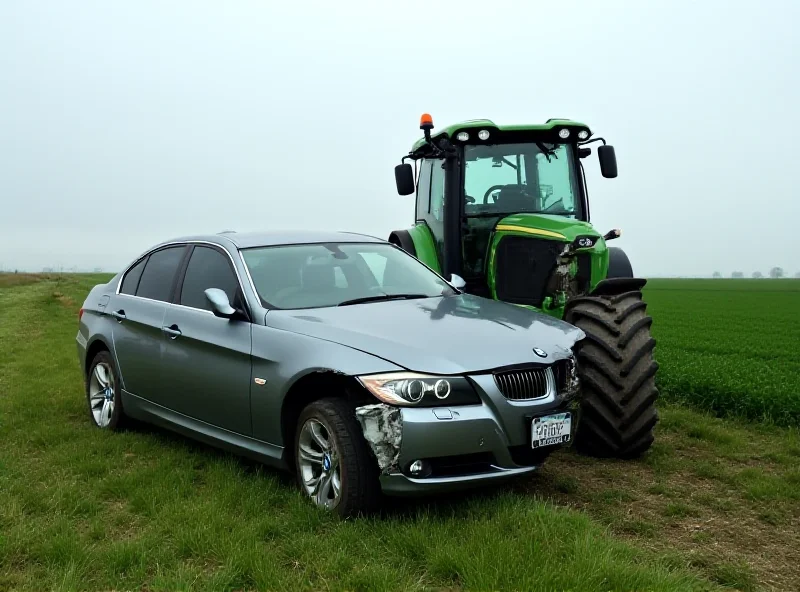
xmin=483 ymin=213 xmax=610 ymax=317
xmin=407 ymin=224 xmax=440 ymax=273
xmin=494 ymin=213 xmax=609 ymax=292
xmin=497 ymin=213 xmax=598 ymax=241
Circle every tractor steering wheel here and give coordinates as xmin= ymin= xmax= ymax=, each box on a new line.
xmin=483 ymin=184 xmax=509 ymax=204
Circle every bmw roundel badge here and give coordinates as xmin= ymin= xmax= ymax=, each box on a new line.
xmin=533 ymin=347 xmax=547 ymax=358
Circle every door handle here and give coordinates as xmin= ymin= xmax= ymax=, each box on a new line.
xmin=111 ymin=309 xmax=126 ymax=322
xmin=162 ymin=324 xmax=182 ymax=339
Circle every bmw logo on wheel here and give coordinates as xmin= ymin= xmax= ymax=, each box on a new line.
xmin=533 ymin=347 xmax=547 ymax=358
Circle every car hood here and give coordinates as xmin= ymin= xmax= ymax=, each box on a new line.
xmin=265 ymin=294 xmax=585 ymax=375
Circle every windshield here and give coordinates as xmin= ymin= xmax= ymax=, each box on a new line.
xmin=241 ymin=242 xmax=456 ymax=309
xmin=463 ymin=143 xmax=583 ymax=219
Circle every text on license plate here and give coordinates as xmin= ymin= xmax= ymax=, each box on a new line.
xmin=531 ymin=412 xmax=572 ymax=449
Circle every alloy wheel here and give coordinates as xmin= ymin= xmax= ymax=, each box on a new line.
xmin=88 ymin=362 xmax=115 ymax=428
xmin=297 ymin=418 xmax=341 ymax=509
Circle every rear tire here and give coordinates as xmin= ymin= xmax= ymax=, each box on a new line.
xmin=85 ymin=350 xmax=127 ymax=431
xmin=564 ymin=289 xmax=659 ymax=458
xmin=294 ymin=398 xmax=381 ymax=518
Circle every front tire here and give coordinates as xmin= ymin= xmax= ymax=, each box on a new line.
xmin=86 ymin=350 xmax=127 ymax=430
xmin=294 ymin=398 xmax=381 ymax=518
xmin=565 ymin=289 xmax=659 ymax=458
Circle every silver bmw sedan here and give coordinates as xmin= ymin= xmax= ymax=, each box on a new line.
xmin=76 ymin=230 xmax=583 ymax=517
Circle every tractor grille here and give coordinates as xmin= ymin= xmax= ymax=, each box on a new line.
xmin=494 ymin=236 xmax=563 ymax=307
xmin=494 ymin=367 xmax=554 ymax=401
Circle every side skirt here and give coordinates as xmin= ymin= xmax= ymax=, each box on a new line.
xmin=122 ymin=390 xmax=287 ymax=470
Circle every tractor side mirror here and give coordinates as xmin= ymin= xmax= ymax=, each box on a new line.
xmin=598 ymin=145 xmax=618 ymax=178
xmin=395 ymin=163 xmax=415 ymax=196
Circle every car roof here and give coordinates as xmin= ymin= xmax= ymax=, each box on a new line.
xmin=158 ymin=229 xmax=387 ymax=250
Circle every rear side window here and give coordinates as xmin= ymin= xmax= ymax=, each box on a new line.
xmin=180 ymin=246 xmax=240 ymax=311
xmin=120 ymin=258 xmax=147 ymax=295
xmin=136 ymin=246 xmax=186 ymax=302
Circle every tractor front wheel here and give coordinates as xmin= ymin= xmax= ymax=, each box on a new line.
xmin=564 ymin=289 xmax=659 ymax=459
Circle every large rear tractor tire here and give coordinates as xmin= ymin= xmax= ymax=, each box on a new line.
xmin=564 ymin=289 xmax=659 ymax=459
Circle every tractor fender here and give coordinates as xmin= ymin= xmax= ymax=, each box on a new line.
xmin=607 ymin=246 xmax=634 ymax=279
xmin=591 ymin=277 xmax=647 ymax=296
xmin=388 ymin=230 xmax=417 ymax=257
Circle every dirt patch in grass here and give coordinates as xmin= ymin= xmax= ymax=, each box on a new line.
xmin=523 ymin=407 xmax=800 ymax=591
xmin=49 ymin=290 xmax=76 ymax=307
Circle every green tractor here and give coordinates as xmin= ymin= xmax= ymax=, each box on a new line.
xmin=389 ymin=114 xmax=658 ymax=459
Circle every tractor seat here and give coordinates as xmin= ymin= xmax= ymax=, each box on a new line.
xmin=496 ymin=185 xmax=534 ymax=211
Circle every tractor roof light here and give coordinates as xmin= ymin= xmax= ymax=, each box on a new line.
xmin=578 ymin=130 xmax=589 ymax=140
xmin=456 ymin=131 xmax=470 ymax=142
xmin=420 ymin=113 xmax=435 ymax=144
xmin=558 ymin=128 xmax=571 ymax=139
xmin=478 ymin=129 xmax=490 ymax=140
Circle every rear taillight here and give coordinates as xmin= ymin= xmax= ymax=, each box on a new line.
xmin=78 ymin=308 xmax=85 ymax=322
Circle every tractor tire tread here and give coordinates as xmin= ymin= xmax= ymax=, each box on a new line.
xmin=565 ymin=289 xmax=659 ymax=459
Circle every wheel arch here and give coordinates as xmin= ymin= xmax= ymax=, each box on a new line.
xmin=279 ymin=370 xmax=373 ymax=471
xmin=589 ymin=276 xmax=647 ymax=297
xmin=606 ymin=246 xmax=634 ymax=279
xmin=84 ymin=337 xmax=112 ymax=378
xmin=388 ymin=229 xmax=416 ymax=257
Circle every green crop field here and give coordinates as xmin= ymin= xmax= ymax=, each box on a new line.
xmin=645 ymin=279 xmax=800 ymax=425
xmin=0 ymin=274 xmax=798 ymax=591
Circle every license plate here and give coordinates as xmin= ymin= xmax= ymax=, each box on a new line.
xmin=531 ymin=412 xmax=572 ymax=449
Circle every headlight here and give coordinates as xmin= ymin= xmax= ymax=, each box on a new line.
xmin=357 ymin=372 xmax=481 ymax=407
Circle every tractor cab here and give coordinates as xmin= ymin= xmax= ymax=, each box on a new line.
xmin=390 ymin=115 xmax=621 ymax=318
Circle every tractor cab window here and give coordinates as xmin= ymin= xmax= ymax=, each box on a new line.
xmin=463 ymin=143 xmax=582 ymax=220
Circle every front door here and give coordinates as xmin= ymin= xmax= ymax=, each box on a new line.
xmin=159 ymin=245 xmax=253 ymax=435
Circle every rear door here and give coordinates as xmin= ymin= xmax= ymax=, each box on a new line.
xmin=110 ymin=245 xmax=188 ymax=401
xmin=159 ymin=244 xmax=253 ymax=435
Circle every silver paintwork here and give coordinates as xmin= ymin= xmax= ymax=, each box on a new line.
xmin=204 ymin=288 xmax=236 ymax=317
xmin=77 ymin=229 xmax=585 ymax=500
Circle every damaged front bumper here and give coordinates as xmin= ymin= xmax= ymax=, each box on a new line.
xmin=355 ymin=371 xmax=574 ymax=497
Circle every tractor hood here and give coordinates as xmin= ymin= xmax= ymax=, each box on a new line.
xmin=265 ymin=293 xmax=585 ymax=375
xmin=496 ymin=213 xmax=601 ymax=243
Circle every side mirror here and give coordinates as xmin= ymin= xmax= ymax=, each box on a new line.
xmin=204 ymin=288 xmax=237 ymax=319
xmin=598 ymin=145 xmax=618 ymax=178
xmin=395 ymin=163 xmax=415 ymax=196
xmin=449 ymin=273 xmax=466 ymax=290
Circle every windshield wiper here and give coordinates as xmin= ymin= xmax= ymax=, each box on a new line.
xmin=337 ymin=293 xmax=429 ymax=307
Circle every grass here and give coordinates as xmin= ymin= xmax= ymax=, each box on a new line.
xmin=645 ymin=278 xmax=800 ymax=426
xmin=527 ymin=405 xmax=800 ymax=590
xmin=0 ymin=274 xmax=798 ymax=590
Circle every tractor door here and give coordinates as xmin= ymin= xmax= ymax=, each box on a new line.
xmin=415 ymin=158 xmax=446 ymax=265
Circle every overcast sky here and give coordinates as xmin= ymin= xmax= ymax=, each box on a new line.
xmin=1 ymin=0 xmax=798 ymax=276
